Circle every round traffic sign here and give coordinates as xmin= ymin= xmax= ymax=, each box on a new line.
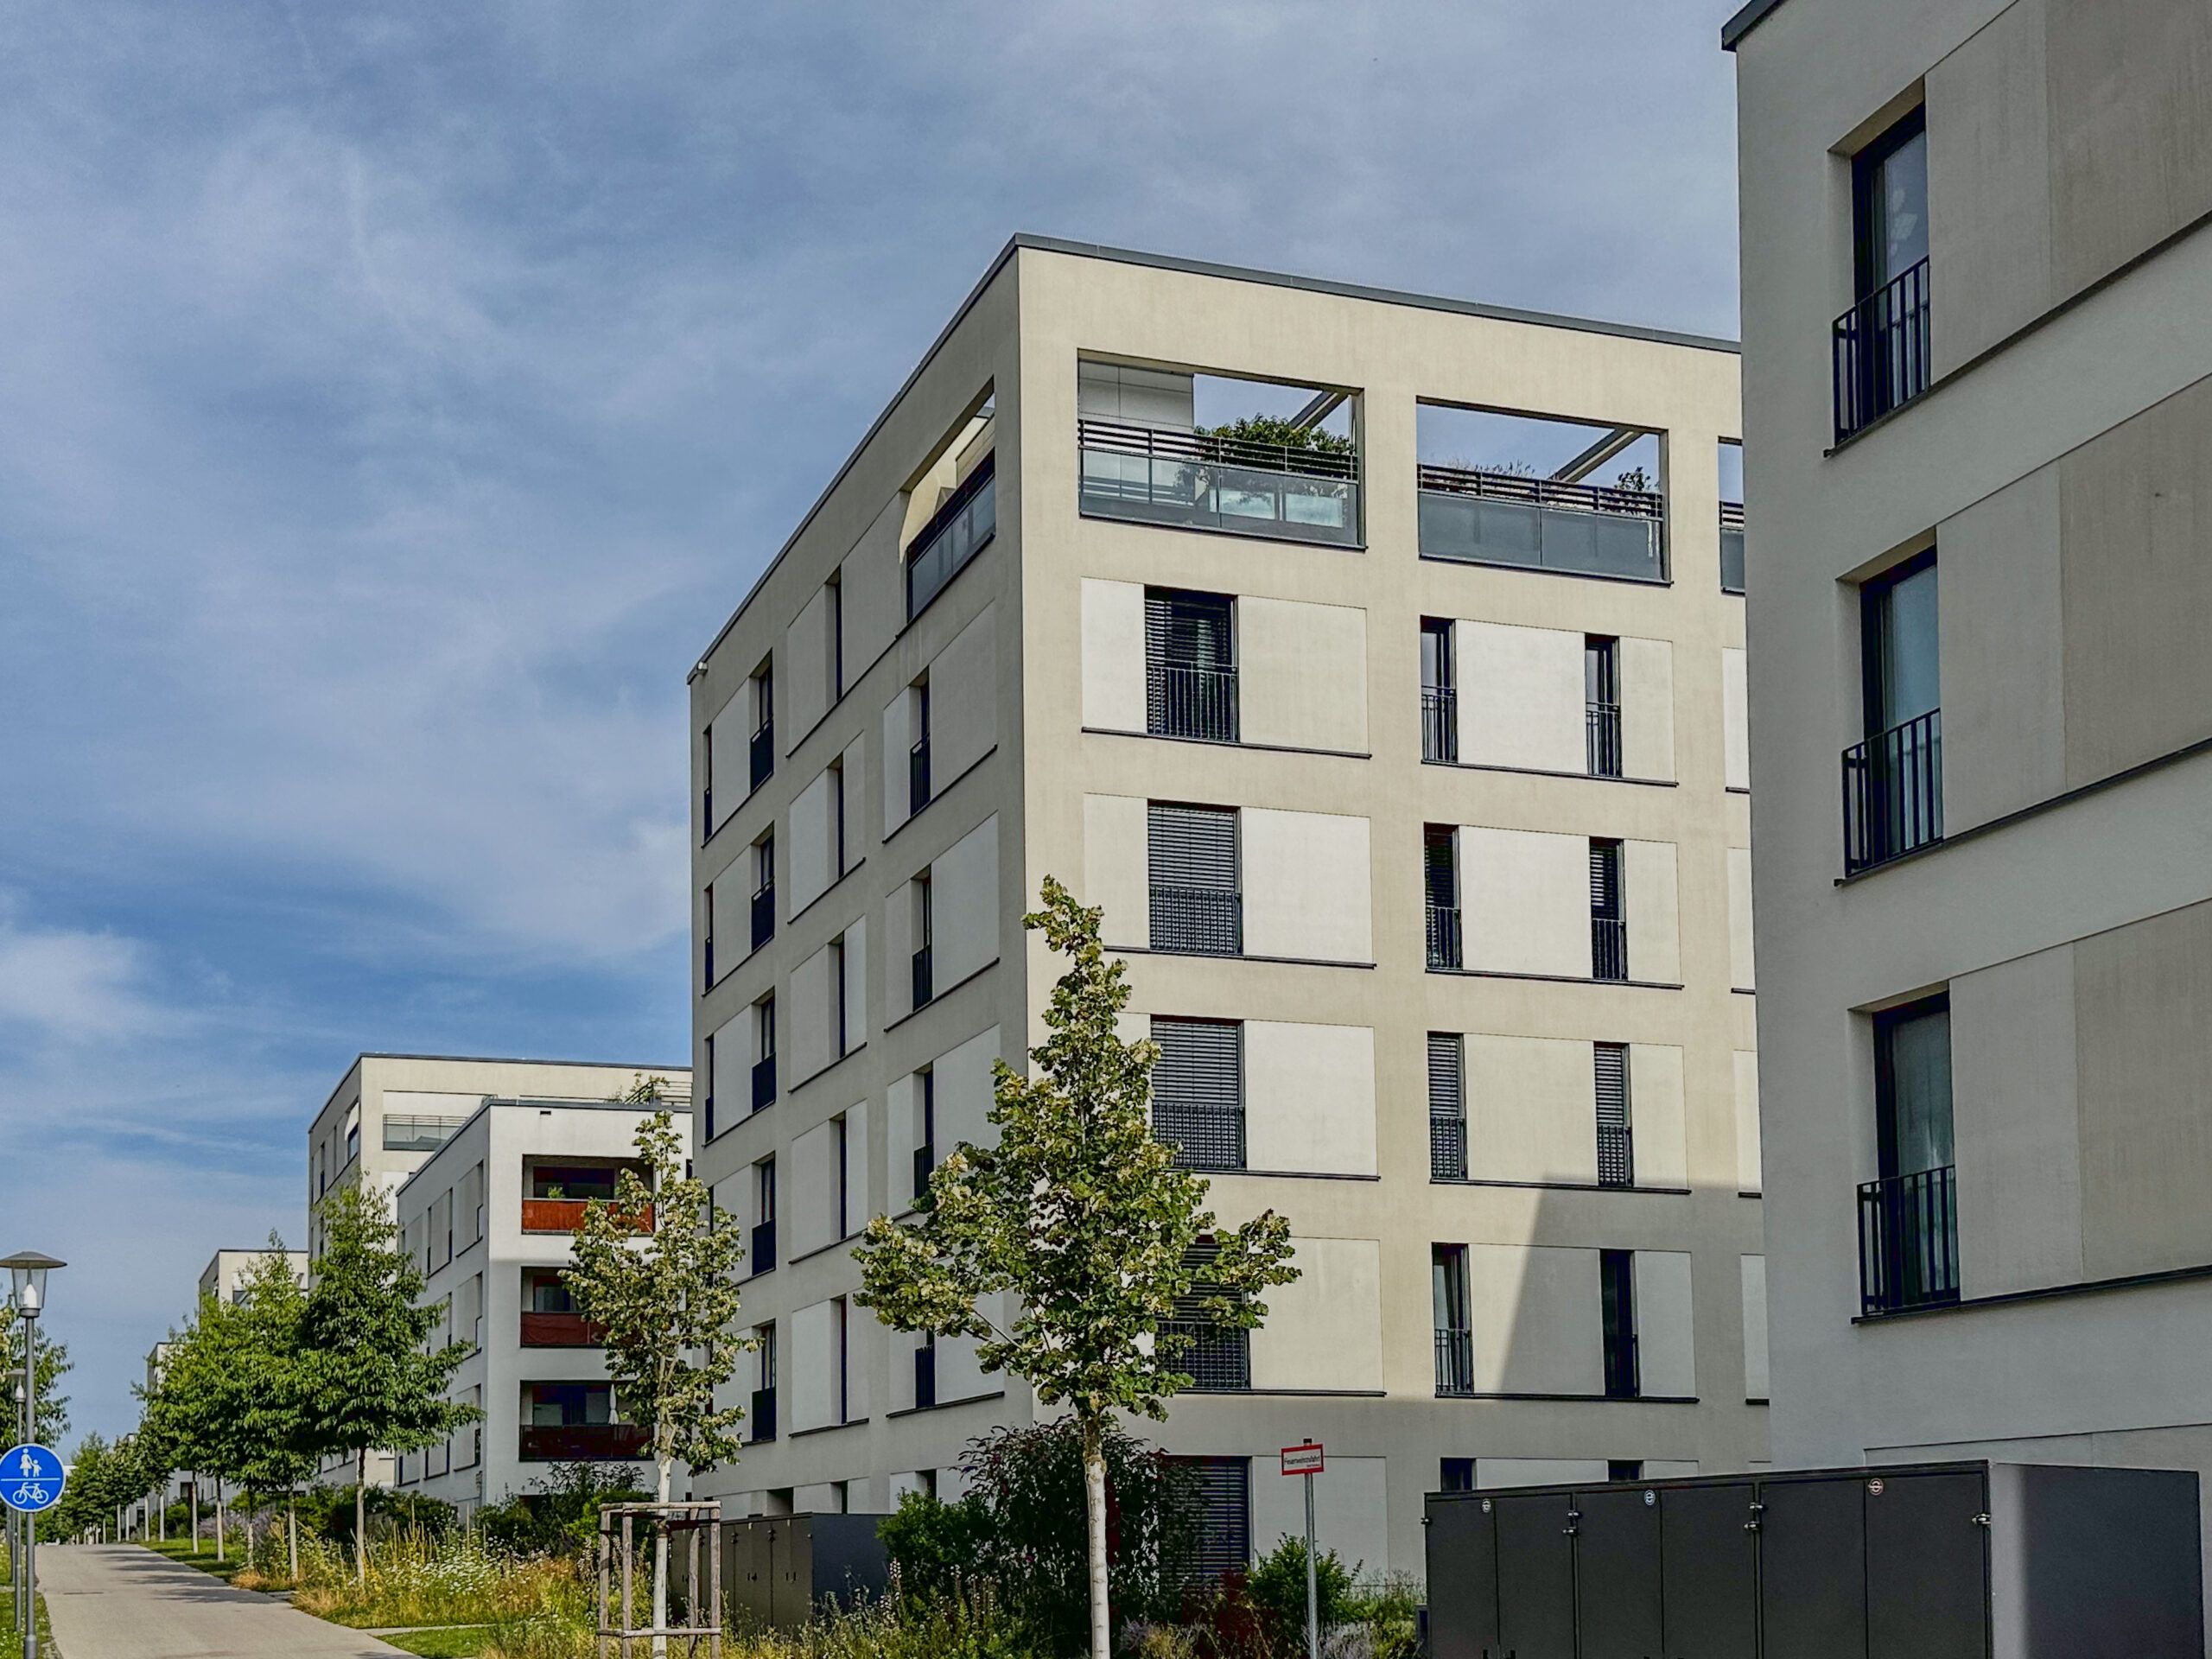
xmin=0 ymin=1444 xmax=65 ymax=1513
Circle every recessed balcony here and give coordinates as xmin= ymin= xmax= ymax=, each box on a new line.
xmin=1418 ymin=464 xmax=1665 ymax=583
xmin=1080 ymin=419 xmax=1360 ymax=547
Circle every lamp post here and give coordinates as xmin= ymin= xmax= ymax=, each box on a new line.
xmin=3 ymin=1252 xmax=64 ymax=1659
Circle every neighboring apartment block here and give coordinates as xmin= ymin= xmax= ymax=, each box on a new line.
xmin=689 ymin=235 xmax=1765 ymax=1577
xmin=1729 ymin=0 xmax=2212 ymax=1611
xmin=394 ymin=1093 xmax=693 ymax=1516
xmin=197 ymin=1247 xmax=307 ymax=1306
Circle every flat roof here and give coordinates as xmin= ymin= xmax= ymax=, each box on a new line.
xmin=312 ymin=1052 xmax=690 ymax=1127
xmin=689 ymin=232 xmax=1740 ymax=678
xmin=394 ymin=1094 xmax=690 ymax=1203
xmin=1721 ymin=0 xmax=1790 ymax=49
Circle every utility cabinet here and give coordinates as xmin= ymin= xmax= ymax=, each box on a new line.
xmin=715 ymin=1513 xmax=890 ymax=1629
xmin=1426 ymin=1461 xmax=2202 ymax=1659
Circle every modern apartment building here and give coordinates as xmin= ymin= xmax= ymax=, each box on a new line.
xmin=305 ymin=1053 xmax=688 ymax=1485
xmin=1728 ymin=0 xmax=2212 ymax=1609
xmin=393 ymin=1093 xmax=693 ymax=1516
xmin=689 ymin=236 xmax=1765 ymax=1577
xmin=197 ymin=1247 xmax=308 ymax=1306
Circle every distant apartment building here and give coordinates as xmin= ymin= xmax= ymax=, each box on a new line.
xmin=197 ymin=1247 xmax=307 ymax=1306
xmin=1728 ymin=0 xmax=2212 ymax=1615
xmin=687 ymin=236 xmax=1766 ymax=1576
xmin=305 ymin=1053 xmax=688 ymax=1487
xmin=393 ymin=1092 xmax=693 ymax=1516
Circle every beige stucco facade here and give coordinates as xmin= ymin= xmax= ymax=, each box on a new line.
xmin=1730 ymin=0 xmax=2212 ymax=1610
xmin=688 ymin=237 xmax=1764 ymax=1577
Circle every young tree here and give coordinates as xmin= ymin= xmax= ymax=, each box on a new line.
xmin=856 ymin=878 xmax=1300 ymax=1659
xmin=299 ymin=1181 xmax=479 ymax=1580
xmin=231 ymin=1242 xmax=318 ymax=1580
xmin=137 ymin=1294 xmax=245 ymax=1559
xmin=0 ymin=1302 xmax=71 ymax=1443
xmin=564 ymin=1105 xmax=747 ymax=1658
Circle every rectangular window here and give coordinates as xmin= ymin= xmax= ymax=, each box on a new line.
xmin=1585 ymin=636 xmax=1621 ymax=778
xmin=1421 ymin=619 xmax=1456 ymax=763
xmin=1836 ymin=105 xmax=1931 ymax=439
xmin=1151 ymin=1019 xmax=1244 ymax=1171
xmin=828 ymin=574 xmax=845 ymax=699
xmin=1595 ymin=1042 xmax=1633 ymax=1188
xmin=752 ymin=1322 xmax=778 ymax=1442
xmin=1425 ymin=825 xmax=1462 ymax=970
xmin=1169 ymin=1242 xmax=1249 ymax=1391
xmin=753 ymin=995 xmax=777 ymax=1113
xmin=1145 ymin=588 xmax=1238 ymax=743
xmin=831 ymin=760 xmax=848 ymax=879
xmin=905 ymin=450 xmax=996 ymax=620
xmin=912 ymin=874 xmax=934 ymax=1009
xmin=1847 ymin=550 xmax=1942 ymax=872
xmin=1179 ymin=1457 xmax=1253 ymax=1580
xmin=1590 ymin=839 xmax=1626 ymax=981
xmin=831 ymin=938 xmax=849 ymax=1058
xmin=1609 ymin=1460 xmax=1644 ymax=1484
xmin=703 ymin=1032 xmax=716 ymax=1140
xmin=912 ymin=1067 xmax=938 ymax=1202
xmin=909 ymin=680 xmax=932 ymax=814
xmin=1433 ymin=1243 xmax=1472 ymax=1396
xmin=753 ymin=834 xmax=777 ymax=950
xmin=1147 ymin=803 xmax=1241 ymax=956
xmin=752 ymin=1157 xmax=777 ymax=1274
xmin=1601 ymin=1249 xmax=1639 ymax=1399
xmin=1440 ymin=1458 xmax=1476 ymax=1493
xmin=1428 ymin=1033 xmax=1466 ymax=1181
xmin=750 ymin=664 xmax=775 ymax=792
xmin=1860 ymin=993 xmax=1959 ymax=1314
xmin=833 ymin=1114 xmax=852 ymax=1240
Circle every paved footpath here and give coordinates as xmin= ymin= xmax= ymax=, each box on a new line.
xmin=37 ymin=1544 xmax=407 ymax=1658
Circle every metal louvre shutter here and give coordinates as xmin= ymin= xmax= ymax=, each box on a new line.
xmin=1595 ymin=1041 xmax=1634 ymax=1187
xmin=1589 ymin=840 xmax=1623 ymax=918
xmin=1146 ymin=588 xmax=1237 ymax=742
xmin=1179 ymin=1457 xmax=1252 ymax=1581
xmin=1148 ymin=803 xmax=1241 ymax=954
xmin=1168 ymin=1243 xmax=1250 ymax=1391
xmin=1145 ymin=588 xmax=1234 ymax=669
xmin=1428 ymin=1032 xmax=1466 ymax=1180
xmin=1424 ymin=826 xmax=1459 ymax=909
xmin=1152 ymin=1019 xmax=1244 ymax=1170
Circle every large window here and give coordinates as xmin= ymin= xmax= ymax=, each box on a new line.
xmin=1178 ymin=1458 xmax=1253 ymax=1580
xmin=1590 ymin=839 xmax=1626 ymax=982
xmin=1595 ymin=1042 xmax=1633 ymax=1187
xmin=1424 ymin=826 xmax=1461 ymax=970
xmin=1433 ymin=1243 xmax=1472 ymax=1396
xmin=1860 ymin=994 xmax=1958 ymax=1314
xmin=1846 ymin=551 xmax=1942 ymax=873
xmin=1600 ymin=1249 xmax=1640 ymax=1399
xmin=1835 ymin=105 xmax=1931 ymax=440
xmin=1585 ymin=635 xmax=1622 ymax=778
xmin=1428 ymin=1033 xmax=1466 ymax=1181
xmin=1146 ymin=588 xmax=1237 ymax=742
xmin=905 ymin=452 xmax=996 ymax=620
xmin=1152 ymin=1019 xmax=1244 ymax=1172
xmin=1421 ymin=619 xmax=1456 ymax=763
xmin=1147 ymin=803 xmax=1241 ymax=955
xmin=1168 ymin=1243 xmax=1249 ymax=1392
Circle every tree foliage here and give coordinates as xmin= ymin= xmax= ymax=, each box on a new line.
xmin=1198 ymin=414 xmax=1356 ymax=457
xmin=0 ymin=1303 xmax=71 ymax=1445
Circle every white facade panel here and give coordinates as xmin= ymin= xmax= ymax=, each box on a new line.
xmin=1628 ymin=1044 xmax=1688 ymax=1190
xmin=1080 ymin=579 xmax=1147 ymax=733
xmin=932 ymin=814 xmax=1000 ymax=989
xmin=1244 ymin=1020 xmax=1376 ymax=1177
xmin=1239 ymin=595 xmax=1369 ymax=753
xmin=1243 ymin=807 xmax=1371 ymax=963
xmin=1620 ymin=636 xmax=1676 ymax=780
xmin=933 ymin=603 xmax=998 ymax=785
xmin=1634 ymin=1250 xmax=1695 ymax=1399
xmin=1624 ymin=840 xmax=1681 ymax=983
xmin=1467 ymin=1243 xmax=1603 ymax=1396
xmin=1466 ymin=1033 xmax=1599 ymax=1185
xmin=1459 ymin=619 xmax=1586 ymax=773
xmin=1249 ymin=1236 xmax=1382 ymax=1393
xmin=1460 ymin=826 xmax=1587 ymax=978
xmin=1252 ymin=1455 xmax=1390 ymax=1575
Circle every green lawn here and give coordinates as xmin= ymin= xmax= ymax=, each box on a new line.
xmin=143 ymin=1535 xmax=248 ymax=1581
xmin=377 ymin=1628 xmax=494 ymax=1657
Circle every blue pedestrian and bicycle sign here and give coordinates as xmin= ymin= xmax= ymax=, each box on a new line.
xmin=0 ymin=1444 xmax=64 ymax=1512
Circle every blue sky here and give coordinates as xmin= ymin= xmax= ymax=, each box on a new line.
xmin=0 ymin=2 xmax=1743 ymax=1441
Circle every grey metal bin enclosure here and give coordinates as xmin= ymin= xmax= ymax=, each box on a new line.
xmin=712 ymin=1513 xmax=891 ymax=1630
xmin=1424 ymin=1460 xmax=2203 ymax=1659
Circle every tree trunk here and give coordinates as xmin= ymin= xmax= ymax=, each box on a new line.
xmin=215 ymin=1477 xmax=226 ymax=1563
xmin=652 ymin=1452 xmax=671 ymax=1659
xmin=1083 ymin=1414 xmax=1110 ymax=1659
xmin=354 ymin=1449 xmax=368 ymax=1584
xmin=288 ymin=1495 xmax=299 ymax=1584
xmin=190 ymin=1475 xmax=200 ymax=1551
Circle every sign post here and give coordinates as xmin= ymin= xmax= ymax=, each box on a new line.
xmin=1 ymin=1445 xmax=64 ymax=1659
xmin=1280 ymin=1441 xmax=1325 ymax=1659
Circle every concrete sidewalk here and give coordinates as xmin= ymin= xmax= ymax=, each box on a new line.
xmin=37 ymin=1544 xmax=408 ymax=1657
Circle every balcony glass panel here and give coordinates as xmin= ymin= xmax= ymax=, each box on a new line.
xmin=1418 ymin=466 xmax=1665 ymax=583
xmin=905 ymin=454 xmax=995 ymax=620
xmin=1079 ymin=420 xmax=1359 ymax=547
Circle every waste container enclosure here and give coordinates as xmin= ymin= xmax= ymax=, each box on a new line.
xmin=1425 ymin=1460 xmax=2202 ymax=1659
xmin=718 ymin=1513 xmax=890 ymax=1630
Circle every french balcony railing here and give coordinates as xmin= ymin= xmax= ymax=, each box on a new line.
xmin=1586 ymin=698 xmax=1623 ymax=778
xmin=912 ymin=1141 xmax=935 ymax=1202
xmin=913 ymin=1344 xmax=937 ymax=1410
xmin=1604 ymin=1336 xmax=1643 ymax=1400
xmin=1592 ymin=915 xmax=1628 ymax=982
xmin=750 ymin=1218 xmax=777 ymax=1275
xmin=911 ymin=945 xmax=933 ymax=1011
xmin=1165 ymin=1320 xmax=1251 ymax=1392
xmin=909 ymin=734 xmax=931 ymax=814
xmin=1417 ymin=464 xmax=1665 ymax=583
xmin=1421 ymin=688 xmax=1457 ymax=763
xmin=1426 ymin=904 xmax=1463 ymax=971
xmin=1858 ymin=1165 xmax=1960 ymax=1315
xmin=750 ymin=1386 xmax=778 ymax=1444
xmin=1148 ymin=885 xmax=1243 ymax=957
xmin=1834 ymin=257 xmax=1932 ymax=442
xmin=1078 ymin=418 xmax=1360 ymax=547
xmin=1434 ymin=1327 xmax=1475 ymax=1397
xmin=384 ymin=1114 xmax=466 ymax=1154
xmin=1147 ymin=661 xmax=1239 ymax=743
xmin=519 ymin=1311 xmax=603 ymax=1348
xmin=1598 ymin=1123 xmax=1635 ymax=1189
xmin=521 ymin=1198 xmax=652 ymax=1235
xmin=905 ymin=454 xmax=996 ymax=620
xmin=1152 ymin=1104 xmax=1245 ymax=1173
xmin=1842 ymin=709 xmax=1942 ymax=874
xmin=751 ymin=880 xmax=774 ymax=950
xmin=751 ymin=1053 xmax=777 ymax=1113
xmin=749 ymin=719 xmax=774 ymax=791
xmin=1719 ymin=501 xmax=1746 ymax=594
xmin=1430 ymin=1116 xmax=1468 ymax=1182
xmin=518 ymin=1423 xmax=649 ymax=1462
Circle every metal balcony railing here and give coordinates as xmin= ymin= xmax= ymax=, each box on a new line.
xmin=1834 ymin=257 xmax=1932 ymax=442
xmin=1720 ymin=502 xmax=1746 ymax=594
xmin=1427 ymin=904 xmax=1463 ymax=971
xmin=912 ymin=1142 xmax=934 ymax=1202
xmin=1148 ymin=885 xmax=1243 ymax=956
xmin=906 ymin=454 xmax=996 ymax=620
xmin=911 ymin=945 xmax=933 ymax=1010
xmin=1078 ymin=418 xmax=1360 ymax=546
xmin=1598 ymin=1122 xmax=1635 ymax=1188
xmin=518 ymin=1422 xmax=649 ymax=1462
xmin=909 ymin=734 xmax=931 ymax=814
xmin=1858 ymin=1165 xmax=1960 ymax=1315
xmin=751 ymin=880 xmax=774 ymax=950
xmin=520 ymin=1198 xmax=653 ymax=1236
xmin=1587 ymin=698 xmax=1623 ymax=778
xmin=1592 ymin=916 xmax=1628 ymax=982
xmin=1153 ymin=1104 xmax=1245 ymax=1173
xmin=1147 ymin=661 xmax=1239 ymax=743
xmin=519 ymin=1311 xmax=602 ymax=1348
xmin=1421 ymin=688 xmax=1457 ymax=763
xmin=750 ymin=1218 xmax=777 ymax=1275
xmin=751 ymin=1054 xmax=776 ymax=1113
xmin=913 ymin=1343 xmax=937 ymax=1409
xmin=1430 ymin=1116 xmax=1467 ymax=1182
xmin=749 ymin=720 xmax=774 ymax=791
xmin=1434 ymin=1327 xmax=1475 ymax=1397
xmin=1604 ymin=1332 xmax=1643 ymax=1400
xmin=1843 ymin=709 xmax=1942 ymax=874
xmin=750 ymin=1386 xmax=778 ymax=1443
xmin=1165 ymin=1320 xmax=1251 ymax=1392
xmin=1417 ymin=463 xmax=1665 ymax=583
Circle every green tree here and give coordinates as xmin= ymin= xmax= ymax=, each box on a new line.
xmin=855 ymin=877 xmax=1300 ymax=1659
xmin=298 ymin=1181 xmax=479 ymax=1581
xmin=230 ymin=1242 xmax=318 ymax=1580
xmin=0 ymin=1302 xmax=71 ymax=1444
xmin=563 ymin=1102 xmax=747 ymax=1656
xmin=137 ymin=1293 xmax=247 ymax=1558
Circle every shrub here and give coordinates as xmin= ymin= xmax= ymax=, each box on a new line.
xmin=1247 ymin=1535 xmax=1358 ymax=1653
xmin=875 ymin=1490 xmax=993 ymax=1603
xmin=476 ymin=1462 xmax=649 ymax=1558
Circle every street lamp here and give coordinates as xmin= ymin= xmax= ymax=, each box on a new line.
xmin=0 ymin=1256 xmax=60 ymax=1327
xmin=2 ymin=1252 xmax=61 ymax=1659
